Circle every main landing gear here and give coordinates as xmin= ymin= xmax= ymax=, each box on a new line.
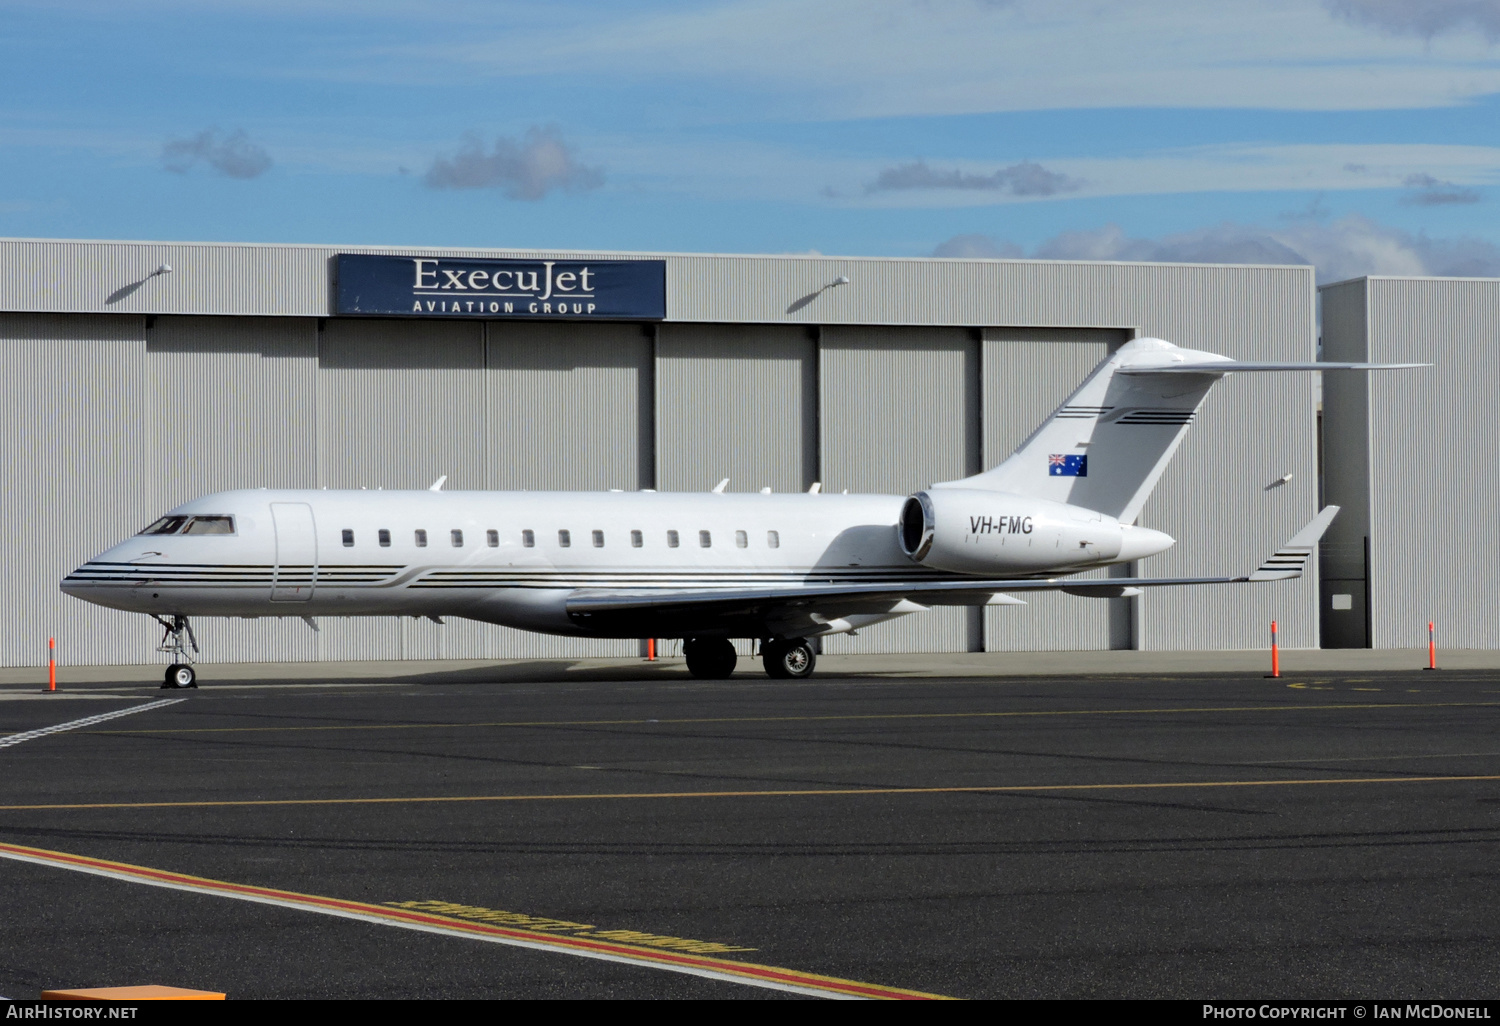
xmin=683 ymin=638 xmax=737 ymax=679
xmin=680 ymin=637 xmax=817 ymax=680
xmin=761 ymin=638 xmax=816 ymax=679
xmin=153 ymin=614 xmax=199 ymax=689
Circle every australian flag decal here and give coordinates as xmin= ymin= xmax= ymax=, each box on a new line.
xmin=1049 ymin=453 xmax=1087 ymax=477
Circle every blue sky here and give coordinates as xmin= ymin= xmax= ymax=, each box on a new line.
xmin=3 ymin=0 xmax=1499 ymax=279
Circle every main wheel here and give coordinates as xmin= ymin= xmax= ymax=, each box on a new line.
xmin=166 ymin=664 xmax=197 ymax=689
xmin=762 ymin=639 xmax=816 ymax=679
xmin=683 ymin=638 xmax=737 ymax=679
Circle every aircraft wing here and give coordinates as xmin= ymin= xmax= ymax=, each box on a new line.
xmin=566 ymin=507 xmax=1340 ymax=629
xmin=1120 ymin=361 xmax=1428 ymax=374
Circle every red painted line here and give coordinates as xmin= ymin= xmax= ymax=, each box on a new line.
xmin=0 ymin=841 xmax=948 ymax=1000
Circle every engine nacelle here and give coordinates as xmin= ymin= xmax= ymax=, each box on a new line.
xmin=898 ymin=488 xmax=1173 ymax=575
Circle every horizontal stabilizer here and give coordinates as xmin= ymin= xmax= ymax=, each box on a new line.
xmin=1120 ymin=361 xmax=1428 ymax=375
xmin=1247 ymin=505 xmax=1340 ymax=581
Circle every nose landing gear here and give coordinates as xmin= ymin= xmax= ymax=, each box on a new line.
xmin=153 ymin=614 xmax=199 ymax=689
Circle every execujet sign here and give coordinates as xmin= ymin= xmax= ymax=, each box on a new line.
xmin=334 ymin=253 xmax=667 ymax=320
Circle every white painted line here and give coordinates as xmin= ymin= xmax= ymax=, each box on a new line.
xmin=0 ymin=698 xmax=186 ymax=749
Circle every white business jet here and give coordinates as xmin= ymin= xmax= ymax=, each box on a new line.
xmin=62 ymin=337 xmax=1420 ymax=689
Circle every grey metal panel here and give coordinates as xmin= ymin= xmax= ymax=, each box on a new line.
xmin=982 ymin=328 xmax=1128 ymax=651
xmin=655 ymin=324 xmax=816 ymax=493
xmin=0 ymin=314 xmax=155 ymax=667
xmin=485 ymin=321 xmax=652 ymax=490
xmin=148 ymin=316 xmax=320 ymax=503
xmin=819 ymin=326 xmax=980 ymax=653
xmin=316 ymin=318 xmax=487 ymax=491
xmin=1316 ymin=280 xmax=1371 ymax=647
xmin=1360 ymin=277 xmax=1500 ymax=649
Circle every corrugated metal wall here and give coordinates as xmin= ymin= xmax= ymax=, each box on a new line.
xmin=1360 ymin=278 xmax=1500 ymax=648
xmin=655 ymin=325 xmax=816 ymax=493
xmin=485 ymin=321 xmax=652 ymax=491
xmin=980 ymin=328 xmax=1129 ymax=651
xmin=1 ymin=314 xmax=153 ymax=667
xmin=818 ymin=326 xmax=981 ymax=653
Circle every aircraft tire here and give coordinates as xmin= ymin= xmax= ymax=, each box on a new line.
xmin=165 ymin=664 xmax=197 ymax=689
xmin=683 ymin=638 xmax=736 ymax=679
xmin=763 ymin=640 xmax=815 ymax=680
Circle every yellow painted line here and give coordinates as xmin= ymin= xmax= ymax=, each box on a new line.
xmin=80 ymin=700 xmax=1500 ymax=737
xmin=2 ymin=773 xmax=1497 ymax=812
xmin=0 ymin=841 xmax=947 ymax=1000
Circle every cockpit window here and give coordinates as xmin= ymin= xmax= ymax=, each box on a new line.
xmin=140 ymin=515 xmax=235 ymax=536
xmin=140 ymin=516 xmax=189 ymax=536
xmin=182 ymin=516 xmax=235 ymax=536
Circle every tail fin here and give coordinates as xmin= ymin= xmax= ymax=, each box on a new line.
xmin=936 ymin=337 xmax=1425 ymax=521
xmin=937 ymin=337 xmax=1230 ymax=522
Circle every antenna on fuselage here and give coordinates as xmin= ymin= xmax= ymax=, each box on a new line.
xmin=429 ymin=475 xmax=447 ymax=492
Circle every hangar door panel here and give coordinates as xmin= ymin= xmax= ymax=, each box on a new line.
xmin=982 ymin=328 xmax=1131 ymax=652
xmin=656 ymin=325 xmax=815 ymax=493
xmin=0 ymin=314 xmax=154 ymax=667
xmin=819 ymin=326 xmax=979 ymax=654
xmin=317 ymin=319 xmax=486 ymax=492
xmin=486 ymin=321 xmax=651 ymax=491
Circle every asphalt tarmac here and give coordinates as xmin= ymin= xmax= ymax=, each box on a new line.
xmin=1 ymin=664 xmax=1499 ymax=1000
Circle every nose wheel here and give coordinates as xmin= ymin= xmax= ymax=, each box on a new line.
xmin=164 ymin=663 xmax=197 ymax=689
xmin=762 ymin=639 xmax=816 ymax=679
xmin=152 ymin=614 xmax=200 ymax=689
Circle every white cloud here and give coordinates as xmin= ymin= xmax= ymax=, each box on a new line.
xmin=938 ymin=215 xmax=1500 ymax=282
xmin=867 ymin=160 xmax=1081 ymax=196
xmin=427 ymin=0 xmax=1500 ymax=118
xmin=1325 ymin=0 xmax=1500 ymax=40
xmin=932 ymin=234 xmax=1024 ymax=258
xmin=1400 ymin=171 xmax=1482 ymax=204
xmin=424 ymin=126 xmax=603 ymax=200
xmin=848 ymin=142 xmax=1500 ymax=208
xmin=161 ymin=128 xmax=272 ymax=179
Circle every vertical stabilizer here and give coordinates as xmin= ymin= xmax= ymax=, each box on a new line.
xmin=935 ymin=338 xmax=1232 ymax=522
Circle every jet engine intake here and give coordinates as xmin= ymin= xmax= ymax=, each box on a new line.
xmin=897 ymin=488 xmax=1173 ymax=575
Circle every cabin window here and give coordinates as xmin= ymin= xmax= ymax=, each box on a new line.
xmin=667 ymin=530 xmax=679 ymax=548
xmin=592 ymin=530 xmax=604 ymax=548
xmin=558 ymin=529 xmax=571 ymax=548
xmin=767 ymin=530 xmax=780 ymax=549
xmin=341 ymin=529 xmax=354 ymax=547
xmin=699 ymin=530 xmax=711 ymax=548
xmin=415 ymin=529 xmax=428 ymax=548
xmin=182 ymin=516 xmax=235 ymax=536
xmin=451 ymin=529 xmax=464 ymax=548
xmin=735 ymin=530 xmax=747 ymax=548
xmin=378 ymin=529 xmax=391 ymax=547
xmin=486 ymin=529 xmax=498 ymax=547
xmin=630 ymin=530 xmax=643 ymax=548
xmin=522 ymin=530 xmax=535 ymax=548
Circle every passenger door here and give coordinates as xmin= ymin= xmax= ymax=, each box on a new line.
xmin=270 ymin=502 xmax=317 ymax=602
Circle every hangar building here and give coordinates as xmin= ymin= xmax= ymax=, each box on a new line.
xmin=2 ymin=238 xmax=1323 ymax=667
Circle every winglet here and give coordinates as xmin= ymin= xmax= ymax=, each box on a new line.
xmin=428 ymin=475 xmax=447 ymax=492
xmin=1248 ymin=506 xmax=1340 ymax=581
xmin=711 ymin=478 xmax=729 ymax=493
